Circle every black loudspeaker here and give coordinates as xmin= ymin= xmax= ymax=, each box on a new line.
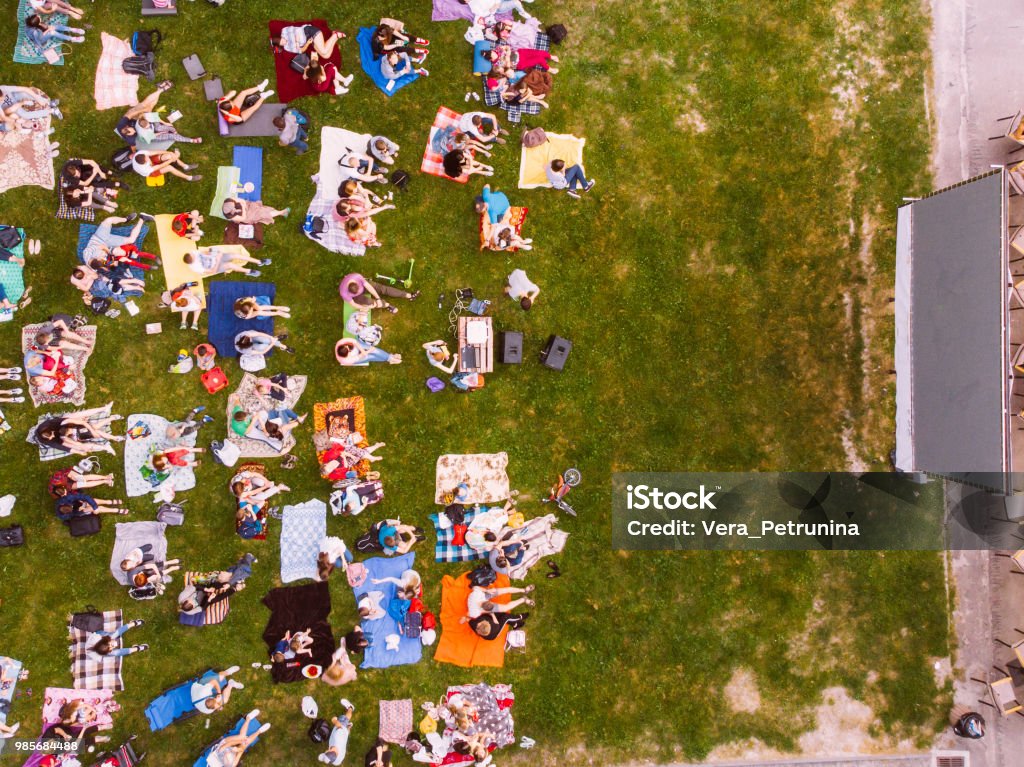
xmin=539 ymin=335 xmax=572 ymax=371
xmin=500 ymin=331 xmax=523 ymax=364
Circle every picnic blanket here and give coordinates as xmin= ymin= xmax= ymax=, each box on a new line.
xmin=435 ymin=452 xmax=510 ymax=504
xmin=261 ymin=581 xmax=335 ymax=683
xmin=207 ymin=280 xmax=275 ymax=358
xmin=56 ymin=163 xmax=94 ymax=221
xmin=0 ymin=226 xmax=26 ymax=321
xmin=109 ymin=521 xmax=169 ymax=585
xmin=233 ymin=463 xmax=270 ymax=540
xmin=480 ymin=207 xmax=528 ymax=251
xmin=269 ymin=19 xmax=341 ymax=102
xmin=280 ymin=499 xmax=327 ymax=583
xmin=21 ymin=323 xmax=96 ymax=407
xmin=194 ymin=716 xmax=264 ymax=767
xmin=233 ymin=145 xmax=263 ymax=201
xmin=0 ymin=86 xmax=54 ymax=192
xmin=357 ymin=26 xmax=419 ymax=96
xmin=445 ymin=683 xmax=516 ymax=747
xmin=313 ymin=396 xmax=369 ymax=477
xmin=217 ymin=103 xmax=287 ymax=138
xmin=68 ymin=610 xmax=125 ymax=690
xmin=42 ymin=687 xmax=117 ymax=727
xmin=519 ymin=133 xmax=586 ymax=189
xmin=180 ymin=573 xmax=231 ymax=627
xmin=211 ymin=166 xmax=242 ymax=219
xmin=0 ymin=656 xmax=21 ymax=757
xmin=434 ymin=573 xmax=511 ymax=668
xmin=13 ymin=0 xmax=66 ymax=65
xmin=483 ymin=80 xmax=540 ymax=125
xmin=145 ymin=673 xmax=204 ymax=731
xmin=304 ymin=126 xmax=376 ymax=256
xmin=342 ymin=302 xmax=369 ymax=367
xmin=95 ymin=33 xmax=139 ymax=110
xmin=155 ymin=213 xmax=207 ymax=307
xmin=430 ymin=508 xmax=484 ymax=563
xmin=226 ymin=372 xmax=307 ymax=457
xmin=378 ymin=699 xmax=414 ymax=744
xmin=353 ymin=553 xmax=423 ymax=670
xmin=26 ymin=403 xmax=112 ymax=460
xmin=422 ymin=106 xmax=470 ymax=183
xmin=505 ymin=513 xmax=567 ymax=579
xmin=432 ymin=0 xmax=512 ymax=22
xmin=123 ymin=413 xmax=197 ymax=497
xmin=78 ymin=220 xmax=150 ymax=278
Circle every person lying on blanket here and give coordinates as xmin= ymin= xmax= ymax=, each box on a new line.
xmin=178 ymin=578 xmax=244 ymax=617
xmin=31 ymin=321 xmax=90 ymax=355
xmin=172 ymin=210 xmax=205 ymax=241
xmin=217 ymin=80 xmax=275 ymax=125
xmin=355 ymin=591 xmax=385 ymax=620
xmin=71 ymin=264 xmax=146 ymax=306
xmin=24 ymin=14 xmax=85 ymax=46
xmin=150 ymin=446 xmax=205 ymax=472
xmin=116 ymin=115 xmax=202 ymax=148
xmin=85 ymin=619 xmax=150 ymax=660
xmin=381 ymin=51 xmax=429 ymax=82
xmin=475 ymin=186 xmax=533 ymax=251
xmin=35 ymin=407 xmax=123 ymax=455
xmin=460 ymin=584 xmax=535 ymax=624
xmin=489 ymin=222 xmax=532 ymax=251
xmin=55 ymin=492 xmax=128 ymax=520
xmin=48 ymin=462 xmax=115 ymax=496
xmin=64 ymin=185 xmax=118 ymax=213
xmin=343 ymin=625 xmax=369 ymax=654
xmin=3 ymin=85 xmax=62 ymax=121
xmin=335 ymin=338 xmax=401 ymax=366
xmin=62 ymin=159 xmax=124 ymax=196
xmin=82 ymin=214 xmax=151 ymax=263
xmin=459 ymin=111 xmax=508 ymax=145
xmin=187 ymin=667 xmax=245 ymax=714
xmin=463 ymin=0 xmax=534 ymax=22
xmin=233 ymin=296 xmax=291 ymax=320
xmin=333 ymin=181 xmax=395 ymax=224
xmin=500 ymin=75 xmax=549 ymax=109
xmin=223 ymin=198 xmax=290 ymax=227
xmin=129 ymin=558 xmax=181 ymax=594
xmin=270 ymin=25 xmax=345 ymax=58
xmin=432 ymin=124 xmax=493 ymax=160
xmin=205 ymin=710 xmax=270 ymax=767
xmin=470 ymin=610 xmax=527 ymax=640
xmin=161 ymin=282 xmax=204 ymax=330
xmin=442 ymin=148 xmax=493 ymax=179
xmin=231 ymin=472 xmax=289 ymax=504
xmin=329 ymin=479 xmax=383 ymax=517
xmin=45 ymin=700 xmax=115 ymax=748
xmin=320 ymin=432 xmax=386 ymax=477
xmin=235 ymin=330 xmax=295 ymax=357
xmin=337 ymin=151 xmax=387 ymax=185
xmin=353 ymin=518 xmax=423 ymax=556
xmin=132 ymin=149 xmax=202 ymax=183
xmin=372 ymin=568 xmax=422 ymax=600
xmin=486 ymin=44 xmax=559 ymax=74
xmin=184 ymin=247 xmax=269 ymax=278
xmin=249 ymin=407 xmax=306 ymax=444
xmin=370 ymin=20 xmax=429 ymax=59
xmin=302 ymin=52 xmax=355 ymax=96
xmin=96 ymin=242 xmax=159 ymax=273
xmin=271 ymin=629 xmax=314 ymax=663
xmin=30 ymin=0 xmax=85 ymax=20
xmin=317 ymin=701 xmax=355 ymax=766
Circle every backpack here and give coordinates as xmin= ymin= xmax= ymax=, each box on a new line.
xmin=0 ymin=524 xmax=24 ymax=547
xmin=521 ymin=127 xmax=548 ymax=148
xmin=111 ymin=147 xmax=134 ymax=172
xmin=70 ymin=606 xmax=104 ymax=632
xmin=468 ymin=564 xmax=497 ymax=588
xmin=303 ymin=215 xmax=327 ymax=241
xmin=156 ymin=502 xmax=185 ymax=526
xmin=308 ymin=718 xmax=331 ymax=743
xmin=390 ymin=169 xmax=410 ymax=191
xmin=131 ymin=29 xmax=162 ymax=56
xmin=546 ymin=24 xmax=567 ymax=44
xmin=68 ymin=514 xmax=101 ymax=537
xmin=122 ymin=53 xmax=156 ymax=81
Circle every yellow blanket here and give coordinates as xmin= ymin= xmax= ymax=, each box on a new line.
xmin=518 ymin=133 xmax=586 ymax=189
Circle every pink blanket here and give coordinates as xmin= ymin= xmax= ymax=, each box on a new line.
xmin=94 ymin=33 xmax=139 ymax=111
xmin=431 ymin=0 xmax=511 ymax=22
xmin=41 ymin=687 xmax=117 ymax=726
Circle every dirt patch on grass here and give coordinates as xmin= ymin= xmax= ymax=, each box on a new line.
xmin=724 ymin=667 xmax=762 ymax=713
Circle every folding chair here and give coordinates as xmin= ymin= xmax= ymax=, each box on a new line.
xmin=990 ymin=110 xmax=1024 ymax=156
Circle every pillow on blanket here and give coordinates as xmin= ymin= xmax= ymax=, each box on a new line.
xmin=473 ymin=40 xmax=495 ymax=75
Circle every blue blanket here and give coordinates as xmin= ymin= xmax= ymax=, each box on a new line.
xmin=207 ymin=280 xmax=276 ymax=357
xmin=232 ymin=146 xmax=263 ymax=201
xmin=145 ymin=670 xmax=215 ymax=731
xmin=78 ymin=222 xmax=150 ymax=282
xmin=195 ymin=716 xmax=263 ymax=767
xmin=352 ymin=552 xmax=422 ymax=669
xmin=357 ymin=27 xmax=419 ymax=97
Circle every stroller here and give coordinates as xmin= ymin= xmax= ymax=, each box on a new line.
xmin=89 ymin=736 xmax=146 ymax=767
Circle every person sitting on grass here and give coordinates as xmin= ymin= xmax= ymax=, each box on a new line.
xmin=24 ymin=13 xmax=85 ymax=46
xmin=119 ymin=80 xmax=174 ymax=124
xmin=206 ymin=710 xmax=270 ymax=767
xmin=131 ymin=149 xmax=202 ymax=183
xmin=318 ymin=700 xmax=355 ymax=765
xmin=302 ymin=52 xmax=355 ymax=95
xmin=334 ymin=338 xmax=401 ymax=366
xmin=188 ymin=667 xmax=245 ymax=714
xmin=217 ymin=80 xmax=275 ymax=125
xmin=271 ymin=25 xmax=344 ymax=58
xmin=380 ymin=51 xmax=428 ymax=83
xmin=443 ymin=147 xmax=493 ymax=179
xmin=422 ymin=340 xmax=458 ymax=374
xmin=233 ymin=296 xmax=291 ymax=320
xmin=546 ymin=158 xmax=594 ymax=198
xmin=117 ymin=114 xmax=202 ymax=148
xmin=184 ymin=246 xmax=268 ymax=278
xmin=274 ymin=108 xmax=310 ymax=154
xmin=337 ymin=152 xmax=387 ymax=184
xmin=48 ymin=463 xmax=114 ymax=496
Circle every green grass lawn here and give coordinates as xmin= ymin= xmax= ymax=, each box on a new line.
xmin=0 ymin=0 xmax=951 ymax=764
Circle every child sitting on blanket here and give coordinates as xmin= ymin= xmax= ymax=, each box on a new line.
xmin=150 ymin=446 xmax=205 ymax=471
xmin=160 ymin=282 xmax=204 ymax=331
xmin=272 ymin=629 xmax=314 ymax=662
xmin=233 ymin=297 xmax=291 ymax=320
xmin=171 ymin=210 xmax=204 ymax=241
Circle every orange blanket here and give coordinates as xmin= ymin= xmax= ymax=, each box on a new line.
xmin=434 ymin=572 xmax=510 ymax=668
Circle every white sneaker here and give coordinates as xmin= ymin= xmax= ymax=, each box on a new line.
xmin=256 ymin=78 xmax=269 ymax=92
xmin=340 ymin=698 xmax=354 ymax=710
xmin=261 ymin=89 xmax=275 ymax=99
xmin=224 ymin=665 xmax=240 ymax=675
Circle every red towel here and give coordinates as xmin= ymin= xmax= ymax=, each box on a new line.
xmin=268 ymin=19 xmax=342 ymax=103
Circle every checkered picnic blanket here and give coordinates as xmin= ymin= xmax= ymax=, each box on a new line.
xmin=304 ymin=182 xmax=367 ymax=256
xmin=429 ymin=508 xmax=485 ymax=563
xmin=68 ymin=610 xmax=124 ymax=691
xmin=421 ymin=106 xmax=469 ymax=182
xmin=22 ymin=323 xmax=96 ymax=407
xmin=56 ymin=170 xmax=96 ymax=221
xmin=94 ymin=33 xmax=139 ymax=110
xmin=481 ymin=31 xmax=549 ymax=124
xmin=26 ymin=402 xmax=113 ymax=460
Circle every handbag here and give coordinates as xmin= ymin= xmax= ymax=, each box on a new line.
xmin=289 ymin=53 xmax=311 ymax=73
xmin=43 ymin=44 xmax=71 ymax=65
xmin=0 ymin=524 xmax=24 ymax=547
xmin=70 ymin=606 xmax=104 ymax=632
xmin=156 ymin=502 xmax=185 ymax=526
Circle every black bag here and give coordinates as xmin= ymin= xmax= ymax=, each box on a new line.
xmin=308 ymin=718 xmax=331 ymax=743
xmin=289 ymin=53 xmax=311 ymax=73
xmin=303 ymin=215 xmax=327 ymax=241
xmin=68 ymin=514 xmax=101 ymax=537
xmin=0 ymin=524 xmax=24 ymax=547
xmin=468 ymin=564 xmax=497 ymax=588
xmin=70 ymin=606 xmax=104 ymax=632
xmin=0 ymin=226 xmax=22 ymax=249
xmin=90 ymin=296 xmax=112 ymax=315
xmin=546 ymin=24 xmax=567 ymax=44
xmin=390 ymin=169 xmax=410 ymax=191
xmin=131 ymin=29 xmax=162 ymax=56
xmin=122 ymin=53 xmax=156 ymax=81
xmin=129 ymin=584 xmax=159 ymax=600
xmin=111 ymin=147 xmax=134 ymax=172
xmin=242 ymin=92 xmax=262 ymax=109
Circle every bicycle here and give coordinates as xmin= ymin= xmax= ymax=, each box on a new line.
xmin=542 ymin=467 xmax=581 ymax=517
